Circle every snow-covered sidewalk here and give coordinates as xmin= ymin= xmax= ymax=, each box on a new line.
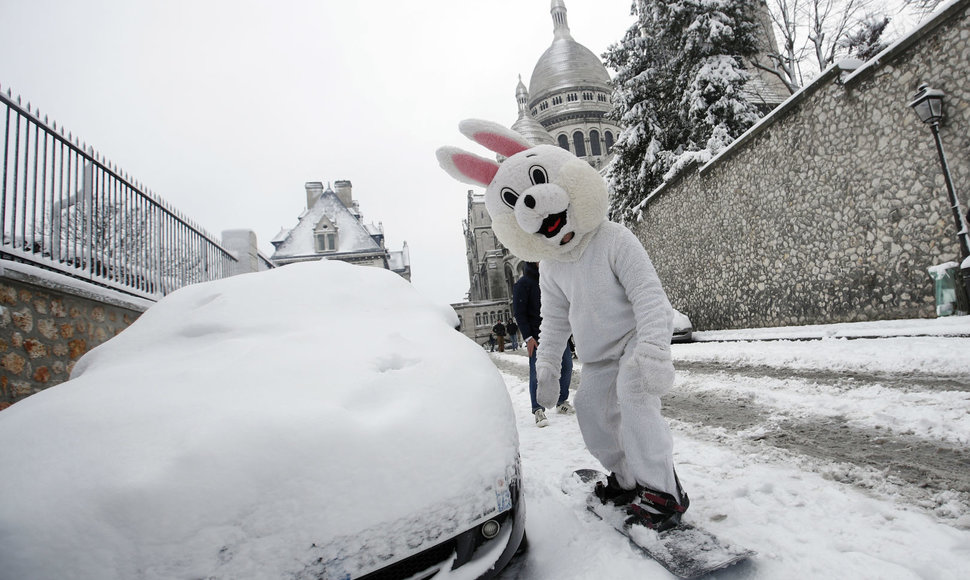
xmin=491 ymin=336 xmax=970 ymax=579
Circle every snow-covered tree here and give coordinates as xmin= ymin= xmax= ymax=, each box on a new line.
xmin=757 ymin=0 xmax=897 ymax=90
xmin=604 ymin=0 xmax=763 ymax=223
xmin=839 ymin=15 xmax=891 ymax=60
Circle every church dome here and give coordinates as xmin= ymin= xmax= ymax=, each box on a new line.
xmin=528 ymin=1 xmax=611 ymax=103
xmin=511 ymin=76 xmax=556 ymax=146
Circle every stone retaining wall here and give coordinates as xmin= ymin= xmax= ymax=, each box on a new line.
xmin=633 ymin=1 xmax=970 ymax=330
xmin=0 ymin=266 xmax=149 ymax=409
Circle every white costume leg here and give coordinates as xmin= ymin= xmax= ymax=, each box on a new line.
xmin=615 ymin=343 xmax=678 ymax=496
xmin=573 ymin=360 xmax=628 ymax=480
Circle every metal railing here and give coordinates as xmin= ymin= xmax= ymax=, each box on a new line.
xmin=1 ymin=84 xmax=239 ymax=300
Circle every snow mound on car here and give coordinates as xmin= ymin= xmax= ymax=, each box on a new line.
xmin=0 ymin=260 xmax=518 ymax=579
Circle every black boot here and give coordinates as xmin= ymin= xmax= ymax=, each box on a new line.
xmin=593 ymin=472 xmax=641 ymax=506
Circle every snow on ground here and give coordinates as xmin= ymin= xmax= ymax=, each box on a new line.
xmin=492 ymin=330 xmax=970 ymax=579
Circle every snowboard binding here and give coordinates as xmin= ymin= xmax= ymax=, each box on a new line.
xmin=594 ymin=471 xmax=690 ymax=532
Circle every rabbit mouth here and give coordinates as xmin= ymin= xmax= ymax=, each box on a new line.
xmin=539 ymin=211 xmax=567 ymax=239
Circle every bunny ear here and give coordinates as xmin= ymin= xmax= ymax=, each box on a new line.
xmin=436 ymin=146 xmax=500 ymax=187
xmin=458 ymin=119 xmax=532 ymax=158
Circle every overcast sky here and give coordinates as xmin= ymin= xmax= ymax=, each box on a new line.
xmin=0 ymin=0 xmax=639 ymax=306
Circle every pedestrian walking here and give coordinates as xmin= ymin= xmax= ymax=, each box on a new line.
xmin=507 ymin=320 xmax=519 ymax=351
xmin=512 ymin=262 xmax=574 ymax=428
xmin=492 ymin=320 xmax=507 ymax=352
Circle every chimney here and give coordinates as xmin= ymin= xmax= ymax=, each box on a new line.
xmin=334 ymin=180 xmax=353 ymax=208
xmin=305 ymin=181 xmax=325 ymax=208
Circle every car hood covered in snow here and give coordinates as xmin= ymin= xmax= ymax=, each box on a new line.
xmin=0 ymin=260 xmax=520 ymax=579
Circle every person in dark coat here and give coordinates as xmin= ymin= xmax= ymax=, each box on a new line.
xmin=512 ymin=262 xmax=573 ymax=427
xmin=506 ymin=320 xmax=519 ymax=350
xmin=492 ymin=320 xmax=507 ymax=352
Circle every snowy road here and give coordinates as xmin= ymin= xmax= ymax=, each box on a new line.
xmin=488 ymin=336 xmax=970 ymax=579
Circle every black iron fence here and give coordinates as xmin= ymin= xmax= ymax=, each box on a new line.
xmin=1 ymin=84 xmax=239 ymax=300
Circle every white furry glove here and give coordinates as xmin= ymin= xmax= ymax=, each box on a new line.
xmin=535 ymin=359 xmax=561 ymax=410
xmin=618 ymin=342 xmax=675 ymax=396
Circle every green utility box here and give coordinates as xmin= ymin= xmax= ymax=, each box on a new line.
xmin=928 ymin=262 xmax=969 ymax=316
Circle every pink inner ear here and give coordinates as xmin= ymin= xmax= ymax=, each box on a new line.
xmin=473 ymin=132 xmax=530 ymax=158
xmin=454 ymin=153 xmax=499 ymax=186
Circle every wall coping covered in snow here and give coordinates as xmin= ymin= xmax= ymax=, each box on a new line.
xmin=0 ymin=260 xmax=154 ymax=313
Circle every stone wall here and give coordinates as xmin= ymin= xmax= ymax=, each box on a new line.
xmin=633 ymin=1 xmax=970 ymax=331
xmin=0 ymin=264 xmax=150 ymax=409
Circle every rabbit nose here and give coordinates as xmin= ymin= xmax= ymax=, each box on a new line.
xmin=524 ymin=195 xmax=536 ymax=209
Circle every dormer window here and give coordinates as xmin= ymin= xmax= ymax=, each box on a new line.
xmin=314 ymin=220 xmax=338 ymax=253
xmin=315 ymin=230 xmax=337 ymax=252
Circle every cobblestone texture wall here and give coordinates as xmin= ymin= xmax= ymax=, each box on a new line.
xmin=634 ymin=2 xmax=970 ymax=331
xmin=0 ymin=277 xmax=144 ymax=410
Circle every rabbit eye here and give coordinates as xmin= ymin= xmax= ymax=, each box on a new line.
xmin=530 ymin=166 xmax=548 ymax=185
xmin=501 ymin=188 xmax=519 ymax=209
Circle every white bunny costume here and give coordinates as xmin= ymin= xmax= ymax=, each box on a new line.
xmin=437 ymin=120 xmax=680 ymax=497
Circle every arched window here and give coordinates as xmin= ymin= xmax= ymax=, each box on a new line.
xmin=476 ymin=313 xmax=482 ymax=326
xmin=605 ymin=131 xmax=615 ymax=152
xmin=573 ymin=131 xmax=587 ymax=157
xmin=589 ymin=130 xmax=602 ymax=156
xmin=557 ymin=134 xmax=570 ymax=151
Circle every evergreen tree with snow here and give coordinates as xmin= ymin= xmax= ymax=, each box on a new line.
xmin=839 ymin=15 xmax=890 ymax=61
xmin=604 ymin=0 xmax=765 ymax=223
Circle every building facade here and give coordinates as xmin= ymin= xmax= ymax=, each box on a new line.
xmin=519 ymin=0 xmax=623 ymax=169
xmin=452 ymin=190 xmax=518 ymax=346
xmin=270 ymin=180 xmax=411 ymax=280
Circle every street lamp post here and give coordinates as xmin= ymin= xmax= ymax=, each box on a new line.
xmin=908 ymin=83 xmax=970 ymax=309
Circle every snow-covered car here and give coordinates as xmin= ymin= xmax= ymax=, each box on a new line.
xmin=0 ymin=260 xmax=526 ymax=580
xmin=672 ymin=308 xmax=693 ymax=343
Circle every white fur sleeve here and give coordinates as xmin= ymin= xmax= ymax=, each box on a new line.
xmin=536 ymin=264 xmax=571 ymax=367
xmin=612 ymin=226 xmax=673 ymax=350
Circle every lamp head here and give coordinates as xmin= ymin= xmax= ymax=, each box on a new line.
xmin=909 ymin=84 xmax=945 ymax=125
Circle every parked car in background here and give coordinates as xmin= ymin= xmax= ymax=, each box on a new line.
xmin=672 ymin=308 xmax=694 ymax=343
xmin=0 ymin=260 xmax=526 ymax=580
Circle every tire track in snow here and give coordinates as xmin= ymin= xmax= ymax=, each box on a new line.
xmin=667 ymin=363 xmax=970 ymax=521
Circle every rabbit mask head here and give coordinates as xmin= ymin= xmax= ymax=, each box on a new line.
xmin=436 ymin=119 xmax=608 ymax=262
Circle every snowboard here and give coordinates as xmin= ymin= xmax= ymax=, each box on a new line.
xmin=561 ymin=469 xmax=755 ymax=579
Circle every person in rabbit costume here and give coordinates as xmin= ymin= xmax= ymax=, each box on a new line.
xmin=437 ymin=120 xmax=689 ymax=530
